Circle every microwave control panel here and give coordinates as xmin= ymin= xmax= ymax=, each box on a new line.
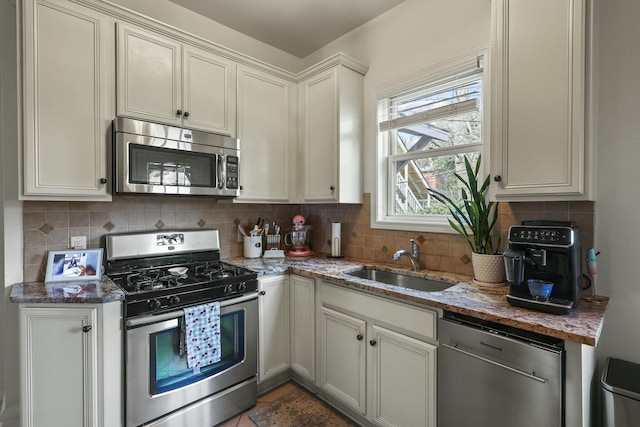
xmin=226 ymin=156 xmax=238 ymax=189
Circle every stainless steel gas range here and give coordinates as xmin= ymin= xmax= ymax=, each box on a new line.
xmin=105 ymin=230 xmax=258 ymax=427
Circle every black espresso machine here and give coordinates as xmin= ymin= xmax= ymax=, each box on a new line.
xmin=503 ymin=221 xmax=581 ymax=315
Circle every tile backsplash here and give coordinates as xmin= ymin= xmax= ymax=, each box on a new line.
xmin=21 ymin=193 xmax=594 ymax=282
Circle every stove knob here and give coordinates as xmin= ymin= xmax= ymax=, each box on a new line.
xmin=149 ymin=299 xmax=162 ymax=310
xmin=223 ymin=284 xmax=233 ymax=294
xmin=238 ymin=282 xmax=247 ymax=291
xmin=169 ymin=296 xmax=181 ymax=306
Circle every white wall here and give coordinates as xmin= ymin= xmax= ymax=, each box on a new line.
xmin=595 ymin=0 xmax=640 ymax=363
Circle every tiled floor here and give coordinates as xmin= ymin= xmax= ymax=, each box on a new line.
xmin=216 ymin=381 xmax=300 ymax=427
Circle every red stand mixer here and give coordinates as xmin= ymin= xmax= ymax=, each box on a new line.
xmin=284 ymin=214 xmax=313 ymax=256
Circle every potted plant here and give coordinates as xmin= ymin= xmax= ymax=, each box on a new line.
xmin=427 ymin=155 xmax=505 ymax=285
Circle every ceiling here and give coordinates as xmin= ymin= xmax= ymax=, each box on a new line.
xmin=168 ymin=0 xmax=407 ymax=58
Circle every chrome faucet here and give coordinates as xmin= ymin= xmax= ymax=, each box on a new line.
xmin=392 ymin=239 xmax=420 ymax=271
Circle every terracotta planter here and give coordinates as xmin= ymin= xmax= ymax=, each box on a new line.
xmin=471 ymin=253 xmax=506 ymax=285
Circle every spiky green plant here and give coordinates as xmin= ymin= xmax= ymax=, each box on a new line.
xmin=427 ymin=155 xmax=499 ymax=254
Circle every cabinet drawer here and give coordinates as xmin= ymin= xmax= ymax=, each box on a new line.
xmin=319 ymin=281 xmax=437 ymax=341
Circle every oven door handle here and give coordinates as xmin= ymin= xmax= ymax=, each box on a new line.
xmin=126 ymin=292 xmax=257 ymax=328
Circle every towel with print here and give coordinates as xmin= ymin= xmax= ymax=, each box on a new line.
xmin=184 ymin=302 xmax=221 ymax=369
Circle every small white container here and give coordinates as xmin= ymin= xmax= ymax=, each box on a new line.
xmin=243 ymin=236 xmax=262 ymax=258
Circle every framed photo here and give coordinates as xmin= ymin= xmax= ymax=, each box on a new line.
xmin=44 ymin=249 xmax=103 ymax=283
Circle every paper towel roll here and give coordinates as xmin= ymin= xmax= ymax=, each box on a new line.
xmin=331 ymin=223 xmax=341 ymax=256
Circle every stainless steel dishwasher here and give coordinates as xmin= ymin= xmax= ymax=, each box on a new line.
xmin=438 ymin=312 xmax=565 ymax=427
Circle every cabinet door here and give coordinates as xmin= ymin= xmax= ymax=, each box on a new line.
xmin=369 ymin=324 xmax=436 ymax=427
xmin=300 ymin=68 xmax=338 ymax=202
xmin=318 ymin=306 xmax=366 ymax=414
xmin=491 ymin=0 xmax=586 ymax=199
xmin=182 ymin=45 xmax=236 ymax=135
xmin=237 ymin=66 xmax=295 ymax=202
xmin=257 ymin=275 xmax=290 ymax=382
xmin=22 ymin=0 xmax=112 ymax=198
xmin=289 ymin=275 xmax=315 ymax=381
xmin=20 ymin=306 xmax=98 ymax=427
xmin=116 ymin=23 xmax=182 ymax=126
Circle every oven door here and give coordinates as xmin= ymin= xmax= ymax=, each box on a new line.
xmin=115 ymin=131 xmax=223 ymax=195
xmin=125 ymin=293 xmax=257 ymax=427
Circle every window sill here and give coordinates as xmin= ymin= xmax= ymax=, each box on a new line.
xmin=371 ymin=216 xmax=458 ymax=234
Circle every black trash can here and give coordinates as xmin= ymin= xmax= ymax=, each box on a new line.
xmin=601 ymin=357 xmax=640 ymax=427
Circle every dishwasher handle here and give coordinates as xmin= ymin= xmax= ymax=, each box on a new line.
xmin=441 ymin=342 xmax=548 ymax=384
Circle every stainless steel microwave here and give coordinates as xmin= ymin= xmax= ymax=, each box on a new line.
xmin=113 ymin=118 xmax=239 ymax=196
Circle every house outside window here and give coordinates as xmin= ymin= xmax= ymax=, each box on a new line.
xmin=373 ymin=50 xmax=489 ymax=233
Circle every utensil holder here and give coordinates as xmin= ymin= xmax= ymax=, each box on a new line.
xmin=243 ymin=236 xmax=262 ymax=258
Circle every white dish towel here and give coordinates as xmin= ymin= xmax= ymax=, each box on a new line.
xmin=183 ymin=302 xmax=222 ymax=369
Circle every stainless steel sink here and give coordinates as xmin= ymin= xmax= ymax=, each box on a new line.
xmin=345 ymin=268 xmax=456 ymax=292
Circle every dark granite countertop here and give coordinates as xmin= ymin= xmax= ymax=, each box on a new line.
xmin=10 ymin=277 xmax=125 ymax=304
xmin=225 ymin=254 xmax=607 ymax=346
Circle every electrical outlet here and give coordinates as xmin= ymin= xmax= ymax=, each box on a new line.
xmin=70 ymin=236 xmax=87 ymax=249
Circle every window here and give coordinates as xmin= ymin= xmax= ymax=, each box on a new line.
xmin=373 ymin=51 xmax=488 ymax=233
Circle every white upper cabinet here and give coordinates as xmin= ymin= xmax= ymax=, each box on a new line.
xmin=236 ymin=66 xmax=296 ymax=202
xmin=116 ymin=23 xmax=237 ymax=136
xmin=21 ymin=0 xmax=113 ymax=200
xmin=298 ymin=59 xmax=367 ymax=203
xmin=491 ymin=0 xmax=594 ymax=200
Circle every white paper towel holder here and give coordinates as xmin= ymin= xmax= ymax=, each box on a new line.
xmin=328 ymin=222 xmax=344 ymax=258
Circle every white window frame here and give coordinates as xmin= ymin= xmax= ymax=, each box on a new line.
xmin=372 ymin=47 xmax=490 ymax=233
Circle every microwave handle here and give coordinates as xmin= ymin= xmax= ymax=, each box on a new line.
xmin=217 ymin=154 xmax=225 ymax=189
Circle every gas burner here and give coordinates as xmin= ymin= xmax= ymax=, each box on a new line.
xmin=158 ymin=274 xmax=182 ymax=288
xmin=193 ymin=262 xmax=239 ymax=281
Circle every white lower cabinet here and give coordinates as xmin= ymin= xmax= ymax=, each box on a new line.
xmin=257 ymin=275 xmax=290 ymax=383
xmin=19 ymin=302 xmax=122 ymax=427
xmin=369 ymin=324 xmax=436 ymax=427
xmin=319 ymin=306 xmax=367 ymax=413
xmin=318 ymin=281 xmax=437 ymax=427
xmin=289 ymin=274 xmax=316 ymax=381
